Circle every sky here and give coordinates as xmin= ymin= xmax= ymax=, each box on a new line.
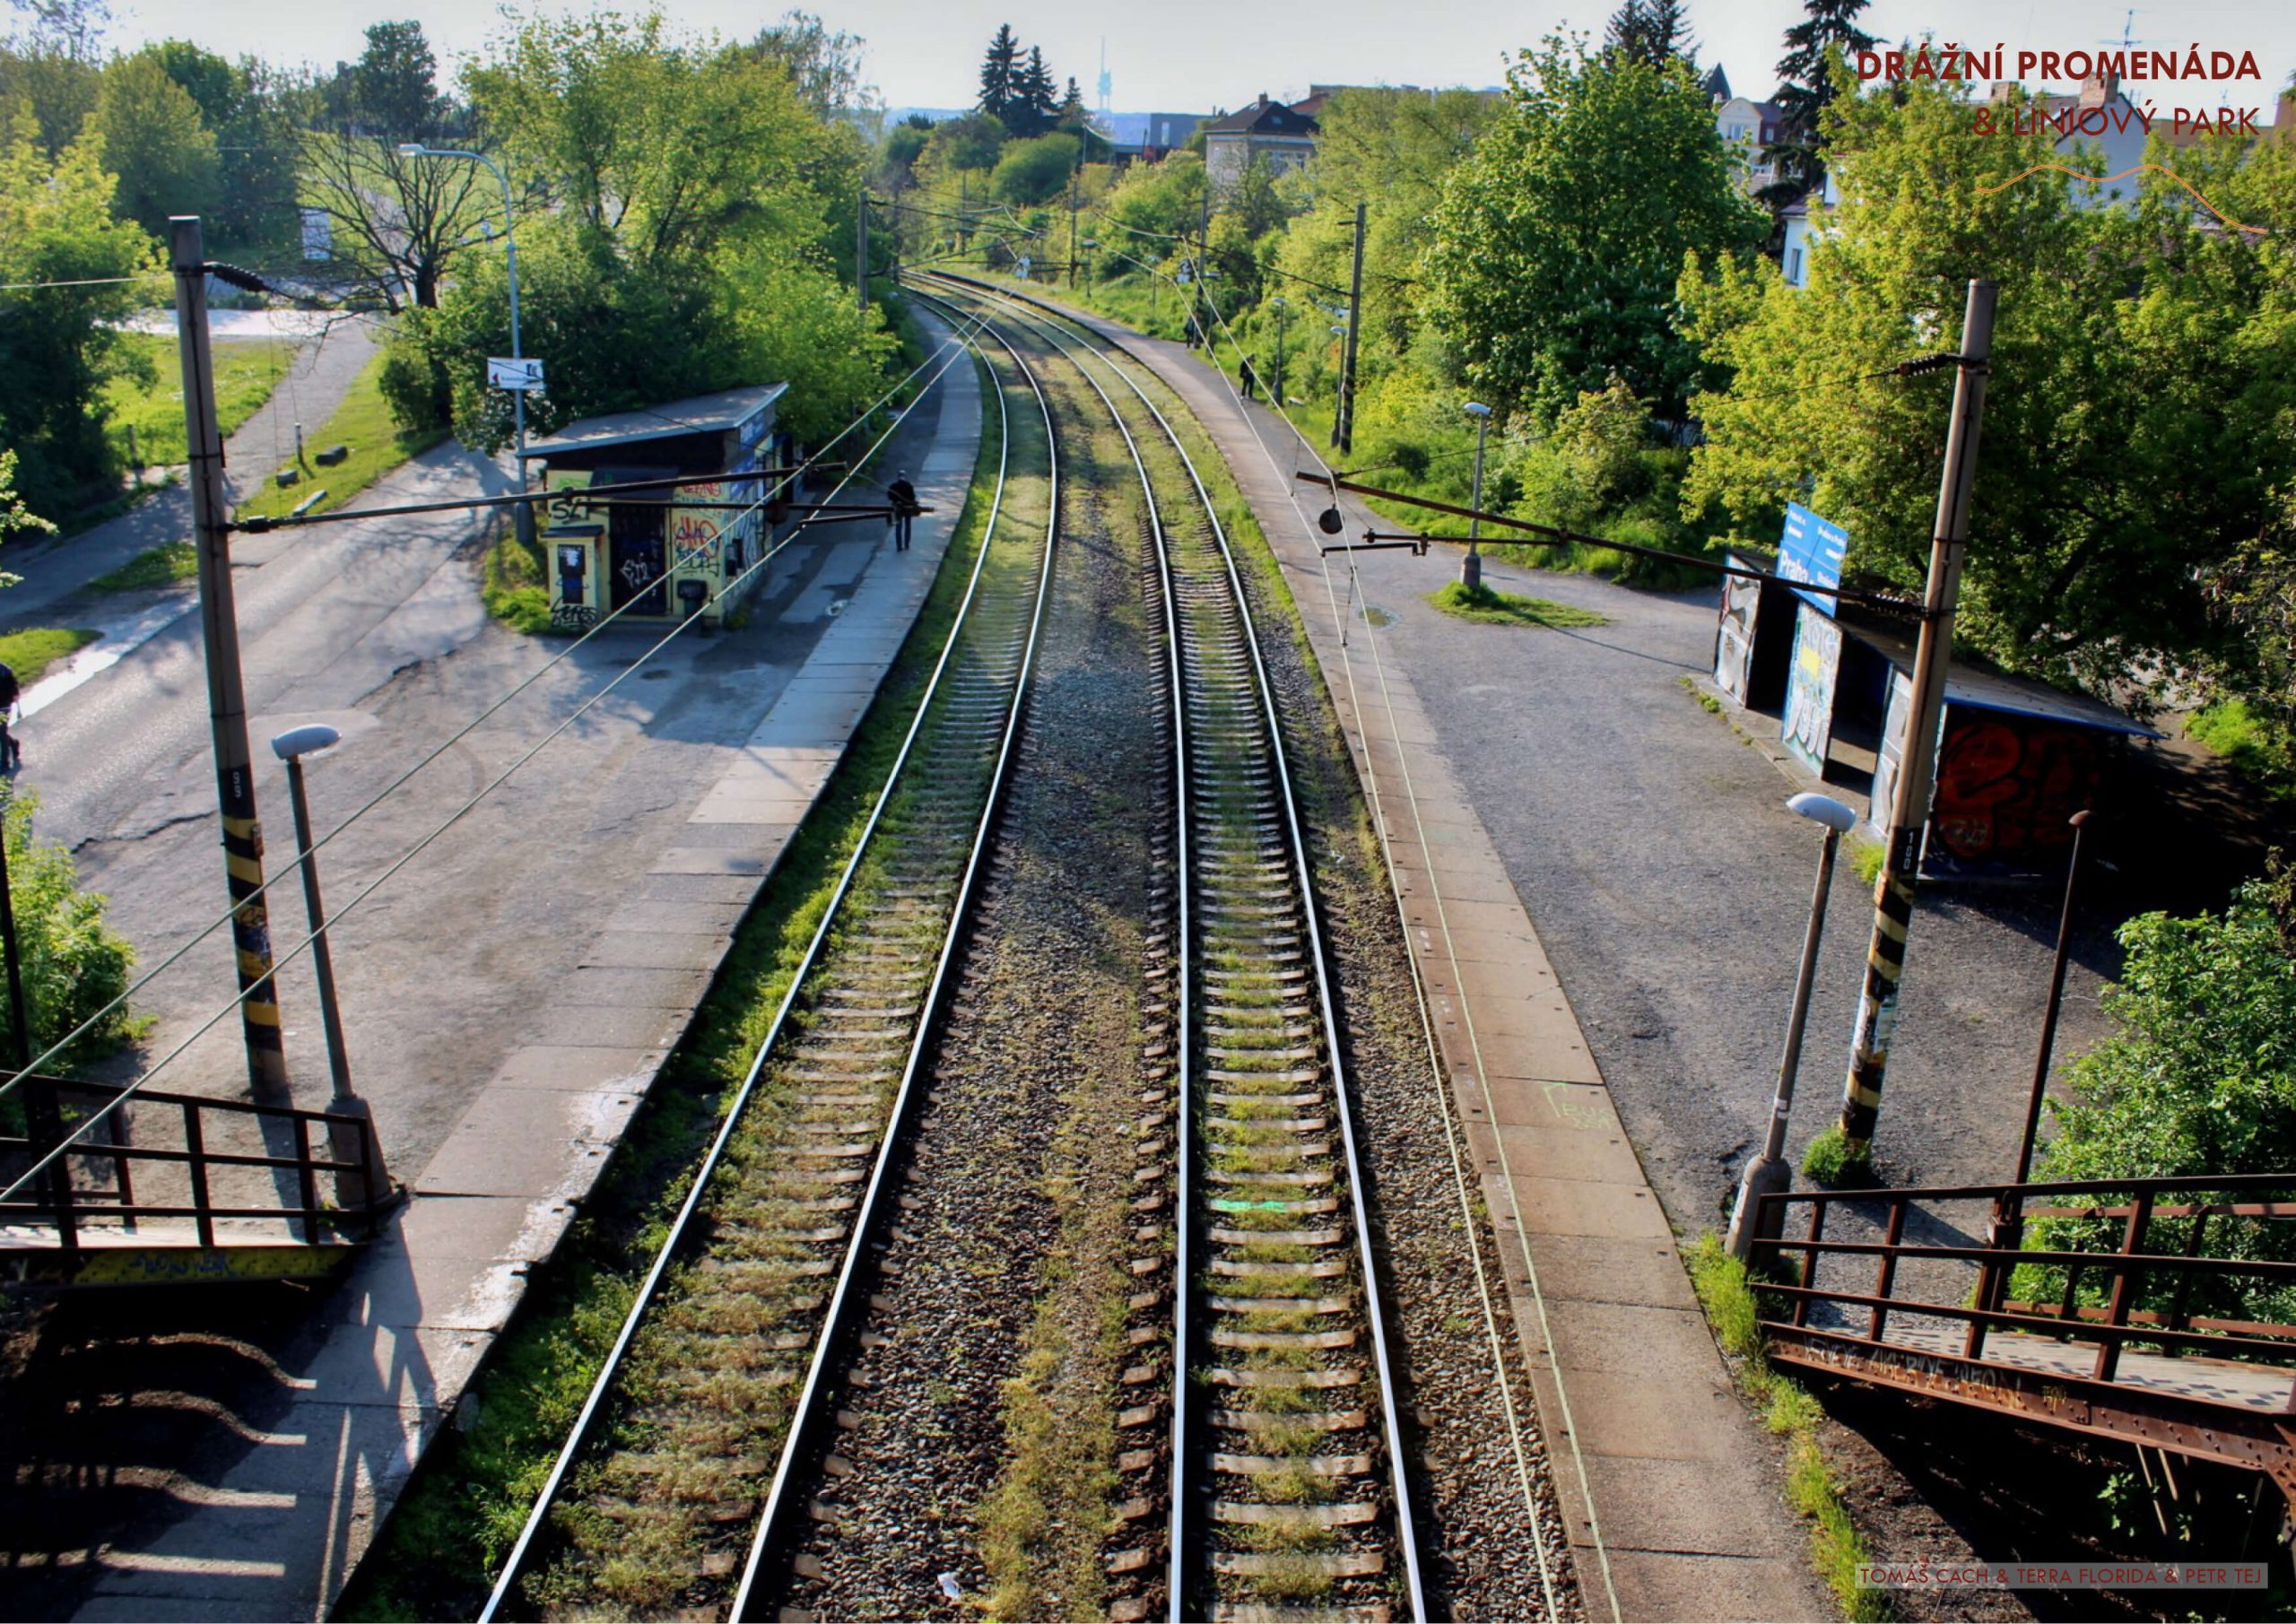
xmin=98 ymin=0 xmax=2296 ymax=117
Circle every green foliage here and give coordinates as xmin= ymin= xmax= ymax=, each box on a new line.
xmin=1684 ymin=1235 xmax=1890 ymax=1622
xmin=346 ymin=20 xmax=447 ymax=138
xmin=0 ymin=446 xmax=53 ymax=555
xmin=0 ymin=108 xmax=152 ymax=517
xmin=136 ymin=42 xmax=298 ymax=253
xmin=86 ymin=539 xmax=195 ymax=594
xmin=1425 ymin=580 xmax=1611 ymax=628
xmin=990 ymin=132 xmax=1077 ymax=206
xmin=483 ymin=529 xmax=554 ymax=635
xmin=2188 ymin=699 xmax=2296 ymax=798
xmin=1424 ymin=36 xmax=1765 ymax=417
xmin=0 ymin=39 xmax=100 ymax=156
xmin=89 ymin=53 xmax=218 ymax=238
xmin=1800 ymin=1123 xmax=1871 ymax=1185
xmin=0 ymin=791 xmax=137 ymax=1067
xmin=1683 ymin=74 xmax=2296 ymax=699
xmin=0 ymin=625 xmax=96 ymax=682
xmin=923 ymin=109 xmax=1004 ymax=177
xmin=2020 ymin=869 xmax=2296 ymax=1321
xmin=98 ymin=333 xmax=291 ymax=468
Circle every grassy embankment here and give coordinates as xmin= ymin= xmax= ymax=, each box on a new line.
xmin=235 ymin=350 xmax=443 ymax=523
xmin=100 ymin=334 xmax=294 ymax=470
xmin=93 ymin=348 xmax=440 ymax=597
xmin=335 ymin=349 xmax=1002 ymax=1622
xmin=0 ymin=628 xmax=99 ymax=685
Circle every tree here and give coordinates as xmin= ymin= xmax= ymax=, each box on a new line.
xmin=922 ymin=109 xmax=1004 ymax=178
xmin=1760 ymin=0 xmax=1878 ymax=207
xmin=746 ymin=10 xmax=873 ymax=118
xmin=990 ymin=131 xmax=1076 ymax=206
xmin=1680 ymin=75 xmax=2296 ymax=694
xmin=877 ymin=116 xmax=931 ymax=195
xmin=127 ymin=39 xmax=295 ymax=254
xmin=978 ymin=24 xmax=1018 ymax=126
xmin=0 ymin=107 xmax=149 ymax=516
xmin=0 ymin=790 xmax=136 ymax=1065
xmin=2026 ymin=864 xmax=2296 ymax=1321
xmin=1010 ymin=46 xmax=1057 ymax=139
xmin=347 ymin=19 xmax=444 ymax=138
xmin=299 ymin=130 xmax=494 ymax=310
xmin=87 ymin=52 xmax=217 ymax=238
xmin=465 ymin=11 xmax=847 ymax=273
xmin=1605 ymin=0 xmax=1696 ymax=69
xmin=1423 ymin=37 xmax=1764 ymax=418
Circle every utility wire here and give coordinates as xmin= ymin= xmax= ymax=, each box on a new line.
xmin=0 ymin=306 xmax=995 ymax=1142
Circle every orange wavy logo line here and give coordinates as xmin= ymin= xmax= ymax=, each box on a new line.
xmin=1974 ymin=162 xmax=2266 ymax=234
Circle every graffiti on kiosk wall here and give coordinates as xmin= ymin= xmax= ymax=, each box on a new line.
xmin=1781 ymin=604 xmax=1843 ymax=777
xmin=673 ymin=510 xmax=720 ymax=569
xmin=1926 ymin=713 xmax=2100 ymax=878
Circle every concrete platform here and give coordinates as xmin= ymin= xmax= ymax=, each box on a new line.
xmin=62 ymin=330 xmax=983 ymax=1622
xmin=1028 ymin=291 xmax=1833 ymax=1622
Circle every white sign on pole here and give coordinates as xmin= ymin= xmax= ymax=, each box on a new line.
xmin=488 ymin=357 xmax=545 ymax=391
xmin=299 ymin=208 xmax=332 ymax=262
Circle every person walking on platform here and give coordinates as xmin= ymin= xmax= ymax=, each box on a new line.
xmin=886 ymin=471 xmax=920 ymax=551
xmin=1240 ymin=353 xmax=1259 ymax=402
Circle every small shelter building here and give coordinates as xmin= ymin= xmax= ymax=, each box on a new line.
xmin=519 ymin=384 xmax=791 ymax=631
xmin=1713 ymin=541 xmax=2159 ymax=882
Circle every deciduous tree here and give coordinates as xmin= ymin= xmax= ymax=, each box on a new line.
xmin=1424 ymin=36 xmax=1763 ymax=418
xmin=87 ymin=52 xmax=216 ymax=237
xmin=0 ymin=106 xmax=150 ymax=515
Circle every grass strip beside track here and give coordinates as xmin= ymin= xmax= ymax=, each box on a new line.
xmin=1686 ymin=1234 xmax=1890 ymax=1623
xmin=336 ymin=350 xmax=1001 ymax=1623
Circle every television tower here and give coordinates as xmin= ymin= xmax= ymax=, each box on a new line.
xmin=1097 ymin=37 xmax=1113 ymax=131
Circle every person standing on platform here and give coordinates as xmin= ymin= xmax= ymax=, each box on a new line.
xmin=886 ymin=471 xmax=919 ymax=551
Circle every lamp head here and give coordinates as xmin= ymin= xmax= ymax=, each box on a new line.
xmin=1787 ymin=791 xmax=1858 ymax=833
xmin=273 ymin=723 xmax=343 ymax=761
xmin=396 ymin=143 xmax=426 ymax=157
xmin=1464 ymin=402 xmax=1492 ymax=419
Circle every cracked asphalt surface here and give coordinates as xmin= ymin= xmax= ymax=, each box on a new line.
xmin=28 ymin=433 xmax=921 ymax=1185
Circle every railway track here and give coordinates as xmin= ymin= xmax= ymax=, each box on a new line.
xmin=477 ymin=319 xmax=1058 ymax=1622
xmin=916 ymin=274 xmax=1427 ymax=1624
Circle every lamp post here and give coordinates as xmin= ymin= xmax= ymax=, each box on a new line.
xmin=1727 ymin=791 xmax=1859 ymax=1263
xmin=271 ymin=724 xmax=388 ymax=1211
xmin=398 ymin=143 xmax=530 ymax=543
xmin=1462 ymin=401 xmax=1492 ymax=591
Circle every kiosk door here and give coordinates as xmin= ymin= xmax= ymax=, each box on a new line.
xmin=608 ymin=500 xmax=668 ymax=615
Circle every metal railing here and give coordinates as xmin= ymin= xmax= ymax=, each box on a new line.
xmin=1754 ymin=1174 xmax=2296 ymax=1384
xmin=0 ymin=1073 xmax=388 ymax=1250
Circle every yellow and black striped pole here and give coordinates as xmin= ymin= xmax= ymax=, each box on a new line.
xmin=171 ymin=217 xmax=290 ymax=1100
xmin=1837 ymin=279 xmax=1996 ymax=1161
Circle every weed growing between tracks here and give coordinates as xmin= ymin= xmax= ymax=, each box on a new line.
xmin=1687 ymin=1234 xmax=1890 ymax=1623
xmin=335 ymin=351 xmax=1001 ymax=1623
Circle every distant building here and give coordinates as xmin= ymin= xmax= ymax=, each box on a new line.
xmin=1135 ymin=111 xmax=1209 ymax=158
xmin=1201 ymin=93 xmax=1321 ymax=189
xmin=1715 ymin=93 xmax=1785 ymax=195
xmin=1779 ymin=170 xmax=1839 ymax=287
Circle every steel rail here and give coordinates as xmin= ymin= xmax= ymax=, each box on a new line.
xmin=479 ymin=312 xmax=1037 ymax=1620
xmin=724 ymin=292 xmax=1061 ymax=1620
xmin=924 ymin=271 xmax=1428 ymax=1621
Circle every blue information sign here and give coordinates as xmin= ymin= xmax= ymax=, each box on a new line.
xmin=1779 ymin=502 xmax=1848 ymax=615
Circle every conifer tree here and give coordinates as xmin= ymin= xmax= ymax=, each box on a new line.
xmin=1759 ymin=0 xmax=1876 ymax=205
xmin=1605 ymin=0 xmax=1696 ymax=70
xmin=978 ymin=24 xmax=1019 ymax=124
xmin=1010 ymin=45 xmax=1057 ymax=138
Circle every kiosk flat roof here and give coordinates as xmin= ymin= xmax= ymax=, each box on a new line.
xmin=518 ymin=383 xmax=788 ymax=459
xmin=1842 ymin=612 xmax=2162 ymax=737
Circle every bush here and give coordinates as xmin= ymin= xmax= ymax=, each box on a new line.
xmin=990 ymin=133 xmax=1079 ymax=206
xmin=2024 ymin=860 xmax=2296 ymax=1321
xmin=377 ymin=317 xmax=452 ymax=436
xmin=2187 ymin=699 xmax=2296 ymax=799
xmin=0 ymin=792 xmax=137 ymax=1069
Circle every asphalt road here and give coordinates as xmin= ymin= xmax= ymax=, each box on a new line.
xmin=1328 ymin=545 xmax=2128 ymax=1229
xmin=24 ymin=426 xmax=926 ymax=1185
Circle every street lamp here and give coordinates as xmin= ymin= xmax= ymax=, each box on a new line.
xmin=271 ymin=724 xmax=388 ymax=1211
xmin=1726 ymin=791 xmax=1859 ymax=1263
xmin=1463 ymin=402 xmax=1493 ymax=591
xmin=398 ymin=143 xmax=530 ymax=543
